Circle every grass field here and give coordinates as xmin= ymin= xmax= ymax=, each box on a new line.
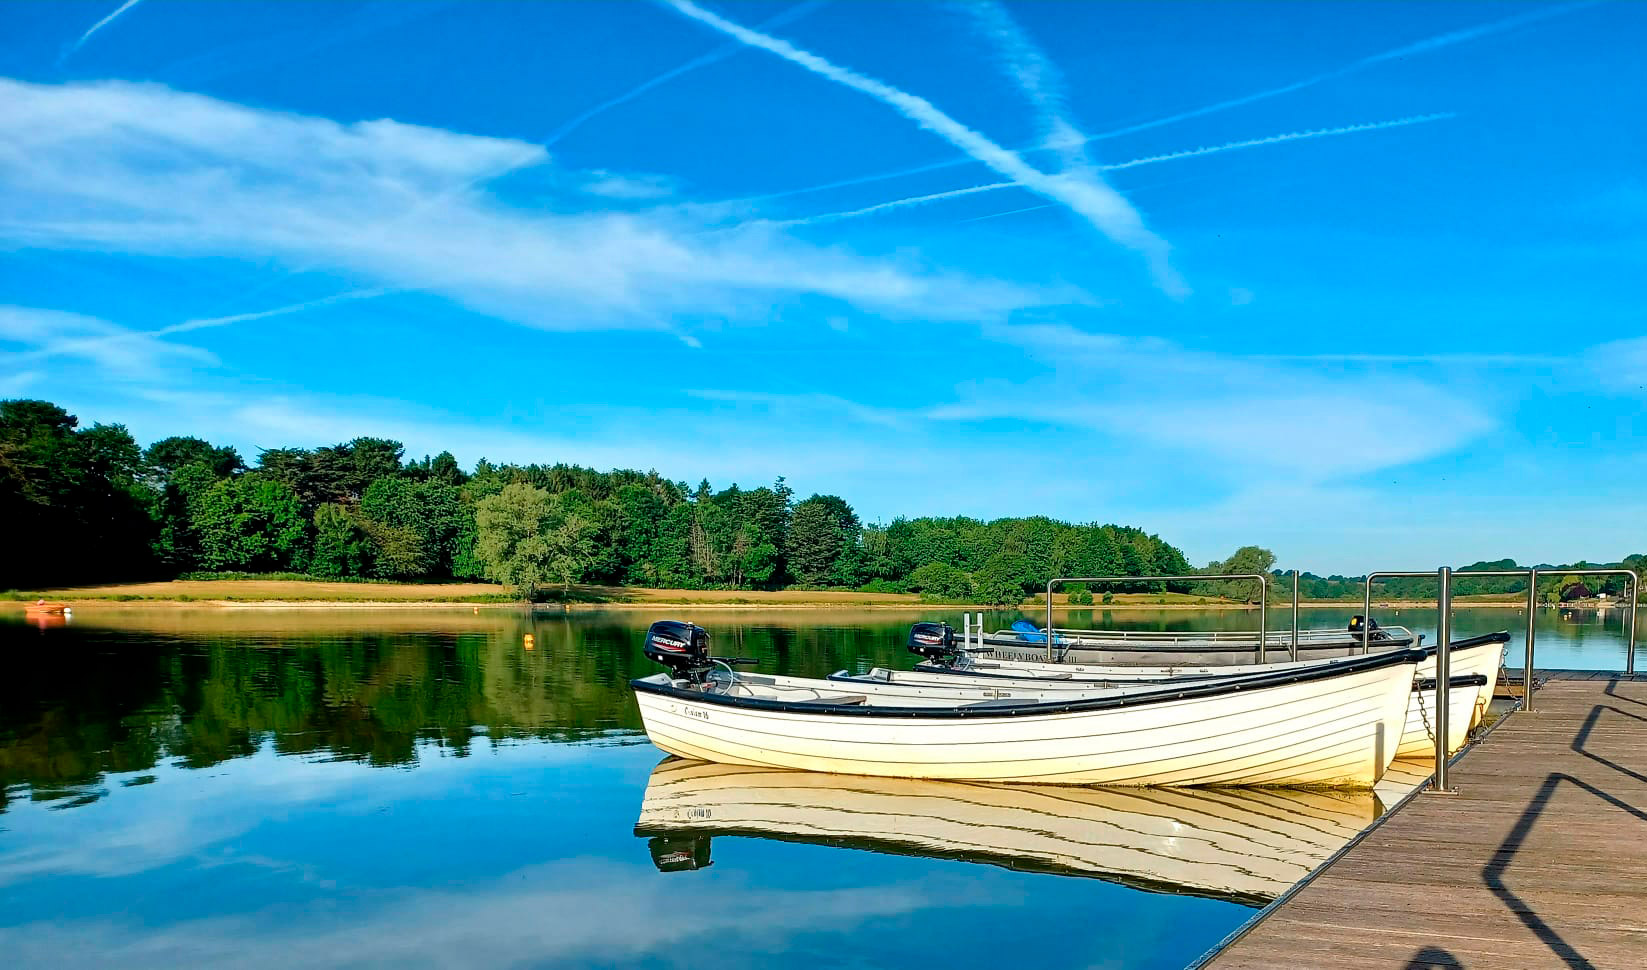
xmin=1 ymin=579 xmax=1251 ymax=610
xmin=0 ymin=579 xmax=1535 ymax=611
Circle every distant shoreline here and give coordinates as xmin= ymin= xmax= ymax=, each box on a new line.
xmin=0 ymin=579 xmax=1559 ymax=612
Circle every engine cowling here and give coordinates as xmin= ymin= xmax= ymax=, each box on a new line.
xmin=648 ymin=835 xmax=712 ymax=873
xmin=907 ymin=621 xmax=959 ymax=663
xmin=645 ymin=620 xmax=712 ymax=680
xmin=1348 ymin=614 xmax=1381 ymax=634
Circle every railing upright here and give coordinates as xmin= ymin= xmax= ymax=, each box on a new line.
xmin=1526 ymin=569 xmax=1538 ymax=713
xmin=1291 ymin=570 xmax=1300 ymax=660
xmin=1433 ymin=567 xmax=1453 ymax=793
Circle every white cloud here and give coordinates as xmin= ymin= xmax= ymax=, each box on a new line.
xmin=1591 ymin=336 xmax=1647 ymax=394
xmin=0 ymin=305 xmax=216 ymax=379
xmin=0 ymin=369 xmax=42 ymax=396
xmin=0 ymin=77 xmax=1048 ymax=336
xmin=0 ymin=857 xmax=988 ymax=969
xmin=578 ymin=170 xmax=680 ymax=200
xmin=933 ymin=321 xmax=1497 ymax=481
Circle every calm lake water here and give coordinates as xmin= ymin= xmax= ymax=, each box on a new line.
xmin=0 ymin=605 xmax=1636 ymax=969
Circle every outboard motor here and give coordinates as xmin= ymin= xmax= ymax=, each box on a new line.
xmin=907 ymin=621 xmax=960 ymax=664
xmin=645 ymin=620 xmax=712 ymax=681
xmin=1348 ymin=615 xmax=1380 ymax=634
xmin=647 ymin=835 xmax=712 ymax=873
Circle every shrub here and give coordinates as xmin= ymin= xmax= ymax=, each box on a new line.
xmin=908 ymin=562 xmax=973 ymax=601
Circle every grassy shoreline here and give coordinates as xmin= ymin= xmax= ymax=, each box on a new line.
xmin=0 ymin=579 xmax=1543 ymax=611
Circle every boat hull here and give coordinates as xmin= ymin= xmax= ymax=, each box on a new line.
xmin=632 ymin=654 xmax=1418 ymax=788
xmin=925 ymin=634 xmax=1507 ymax=744
xmin=1402 ymin=639 xmax=1505 ymax=758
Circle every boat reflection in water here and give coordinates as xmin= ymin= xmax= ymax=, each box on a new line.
xmin=635 ymin=758 xmax=1385 ymax=907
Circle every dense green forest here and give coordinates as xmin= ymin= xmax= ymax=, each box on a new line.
xmin=0 ymin=399 xmax=1191 ymax=603
xmin=4 ymin=399 xmax=1639 ymax=604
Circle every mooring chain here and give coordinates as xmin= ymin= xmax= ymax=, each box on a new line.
xmin=1415 ymin=676 xmax=1435 ymax=743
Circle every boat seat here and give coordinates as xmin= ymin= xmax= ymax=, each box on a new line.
xmin=810 ymin=693 xmax=868 ymax=706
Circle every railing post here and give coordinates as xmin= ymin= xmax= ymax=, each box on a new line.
xmin=1362 ymin=574 xmax=1374 ymax=655
xmin=1525 ymin=568 xmax=1537 ymax=712
xmin=1258 ymin=577 xmax=1268 ymax=663
xmin=1629 ymin=573 xmax=1638 ymax=677
xmin=1432 ymin=566 xmax=1454 ymax=793
xmin=1045 ymin=580 xmax=1055 ymax=663
xmin=1291 ymin=569 xmax=1300 ymax=660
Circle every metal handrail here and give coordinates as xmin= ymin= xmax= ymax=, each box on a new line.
xmin=1525 ymin=567 xmax=1639 ymax=698
xmin=1447 ymin=568 xmax=1537 ymax=712
xmin=1045 ymin=574 xmax=1269 ymax=662
xmin=1360 ymin=571 xmax=1439 ymax=654
xmin=1367 ymin=567 xmax=1640 ymax=713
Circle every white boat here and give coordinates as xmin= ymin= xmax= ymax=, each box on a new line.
xmin=890 ymin=625 xmax=1509 ymax=758
xmin=634 ymin=758 xmax=1379 ymax=906
xmin=632 ymin=621 xmax=1424 ymax=788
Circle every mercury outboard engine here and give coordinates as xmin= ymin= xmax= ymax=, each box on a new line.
xmin=907 ymin=621 xmax=960 ymax=664
xmin=647 ymin=835 xmax=712 ymax=873
xmin=645 ymin=620 xmax=712 ymax=681
xmin=1348 ymin=615 xmax=1381 ymax=635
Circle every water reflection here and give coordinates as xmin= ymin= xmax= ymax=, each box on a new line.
xmin=0 ymin=605 xmax=1635 ymax=818
xmin=635 ymin=759 xmax=1376 ymax=907
xmin=0 ymin=605 xmax=1629 ymax=970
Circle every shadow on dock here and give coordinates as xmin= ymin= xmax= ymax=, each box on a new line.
xmin=1202 ymin=672 xmax=1647 ymax=970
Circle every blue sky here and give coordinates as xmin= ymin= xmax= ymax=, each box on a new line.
xmin=1 ymin=0 xmax=1642 ymax=573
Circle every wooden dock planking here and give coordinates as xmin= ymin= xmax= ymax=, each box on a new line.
xmin=1200 ymin=673 xmax=1647 ymax=970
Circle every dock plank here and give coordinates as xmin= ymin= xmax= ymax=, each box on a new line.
xmin=1200 ymin=677 xmax=1647 ymax=970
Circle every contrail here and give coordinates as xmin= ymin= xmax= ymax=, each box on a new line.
xmin=1357 ymin=0 xmax=1604 ymax=66
xmin=748 ymin=0 xmax=1601 ymax=202
xmin=957 ymin=1 xmax=1092 ymax=173
xmin=787 ymin=114 xmax=1454 ymax=225
xmin=20 ymin=289 xmax=391 ymax=364
xmin=1099 ymin=113 xmax=1454 ymax=172
xmin=659 ymin=0 xmax=1182 ymax=295
xmin=1087 ymin=0 xmax=1601 ymax=141
xmin=150 ymin=288 xmax=391 ymax=337
xmin=774 ymin=183 xmax=1011 ymax=226
xmin=956 ymin=202 xmax=1053 ymax=224
xmin=62 ymin=0 xmax=144 ymax=61
xmin=546 ymin=0 xmax=827 ymax=147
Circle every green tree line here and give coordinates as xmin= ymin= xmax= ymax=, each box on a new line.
xmin=1235 ymin=553 xmax=1647 ymax=605
xmin=1 ymin=399 xmax=1191 ymax=602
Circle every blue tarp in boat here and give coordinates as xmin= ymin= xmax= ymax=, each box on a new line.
xmin=1010 ymin=619 xmax=1046 ymax=642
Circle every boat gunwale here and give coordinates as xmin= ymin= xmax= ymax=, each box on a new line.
xmin=905 ymin=631 xmax=1511 ymax=684
xmin=629 ymin=647 xmax=1427 ymax=720
xmin=980 ymin=632 xmax=1418 ymax=652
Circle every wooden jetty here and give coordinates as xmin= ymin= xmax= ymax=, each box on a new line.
xmin=1198 ymin=671 xmax=1647 ymax=970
